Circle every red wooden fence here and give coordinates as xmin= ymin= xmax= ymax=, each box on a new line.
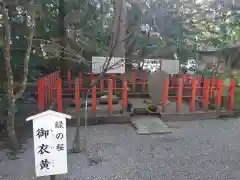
xmin=37 ymin=71 xmax=236 ymax=114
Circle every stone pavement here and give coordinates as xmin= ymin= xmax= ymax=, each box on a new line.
xmin=1 ymin=118 xmax=240 ymax=179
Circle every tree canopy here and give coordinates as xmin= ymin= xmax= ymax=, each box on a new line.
xmin=1 ymin=0 xmax=240 ymax=70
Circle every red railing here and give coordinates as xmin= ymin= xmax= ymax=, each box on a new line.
xmin=65 ymin=70 xmax=148 ymax=93
xmin=161 ymin=77 xmax=236 ymax=113
xmin=37 ymin=71 xmax=60 ymax=111
xmin=38 ymin=70 xmax=236 ymax=114
xmin=37 ymin=71 xmax=128 ymax=113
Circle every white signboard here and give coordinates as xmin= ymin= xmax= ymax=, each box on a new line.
xmin=92 ymin=56 xmax=125 ymax=74
xmin=26 ymin=110 xmax=71 ymax=177
xmin=143 ymin=59 xmax=161 ymax=72
xmin=161 ymin=59 xmax=179 ymax=74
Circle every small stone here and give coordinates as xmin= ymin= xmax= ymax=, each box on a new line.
xmin=99 ymin=95 xmax=119 ymax=104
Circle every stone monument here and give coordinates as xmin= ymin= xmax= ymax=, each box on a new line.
xmin=148 ymin=70 xmax=169 ymax=105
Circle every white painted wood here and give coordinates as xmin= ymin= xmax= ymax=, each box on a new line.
xmin=26 ymin=110 xmax=71 ymax=177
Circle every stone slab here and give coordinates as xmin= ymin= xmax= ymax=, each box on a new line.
xmin=131 ymin=116 xmax=172 ymax=135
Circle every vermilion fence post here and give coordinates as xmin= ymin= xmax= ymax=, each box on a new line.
xmin=196 ymin=77 xmax=200 ymax=98
xmin=54 ymin=72 xmax=59 ymax=101
xmin=44 ymin=77 xmax=48 ymax=107
xmin=229 ymin=79 xmax=236 ymax=111
xmin=52 ymin=73 xmax=55 ymax=100
xmin=122 ymin=79 xmax=128 ymax=112
xmin=38 ymin=79 xmax=44 ymax=111
xmin=108 ymin=79 xmax=113 ymax=115
xmin=190 ymin=78 xmax=197 ymax=112
xmin=92 ymin=86 xmax=97 ymax=114
xmin=67 ymin=71 xmax=71 ymax=90
xmin=49 ymin=75 xmax=52 ymax=103
xmin=162 ymin=80 xmax=169 ymax=113
xmin=132 ymin=71 xmax=136 ymax=92
xmin=57 ymin=79 xmax=63 ymax=112
xmin=209 ymin=77 xmax=212 ymax=98
xmin=203 ymin=79 xmax=210 ymax=111
xmin=49 ymin=74 xmax=52 ymax=102
xmin=55 ymin=72 xmax=58 ymax=100
xmin=75 ymin=80 xmax=80 ymax=112
xmin=176 ymin=78 xmax=183 ymax=112
xmin=48 ymin=75 xmax=50 ymax=104
xmin=216 ymin=79 xmax=223 ymax=106
xmin=44 ymin=77 xmax=48 ymax=108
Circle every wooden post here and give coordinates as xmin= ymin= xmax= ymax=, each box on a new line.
xmin=190 ymin=78 xmax=197 ymax=112
xmin=162 ymin=80 xmax=169 ymax=113
xmin=43 ymin=77 xmax=47 ymax=108
xmin=108 ymin=79 xmax=113 ymax=115
xmin=50 ymin=74 xmax=52 ymax=101
xmin=52 ymin=73 xmax=55 ymax=101
xmin=48 ymin=76 xmax=51 ymax=105
xmin=216 ymin=79 xmax=223 ymax=114
xmin=176 ymin=78 xmax=183 ymax=112
xmin=50 ymin=75 xmax=53 ymax=103
xmin=203 ymin=79 xmax=210 ymax=111
xmin=92 ymin=85 xmax=97 ymax=115
xmin=67 ymin=71 xmax=71 ymax=90
xmin=209 ymin=77 xmax=212 ymax=98
xmin=228 ymin=79 xmax=236 ymax=111
xmin=75 ymin=80 xmax=80 ymax=112
xmin=57 ymin=79 xmax=63 ymax=112
xmin=196 ymin=77 xmax=200 ymax=98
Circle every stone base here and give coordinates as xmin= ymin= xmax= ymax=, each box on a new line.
xmin=65 ymin=107 xmax=130 ymax=126
xmin=132 ymin=107 xmax=235 ymax=121
xmin=160 ymin=110 xmax=235 ymax=122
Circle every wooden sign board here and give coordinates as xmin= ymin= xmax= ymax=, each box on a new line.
xmin=26 ymin=110 xmax=71 ymax=177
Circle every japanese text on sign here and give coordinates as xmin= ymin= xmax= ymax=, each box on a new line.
xmin=32 ymin=116 xmax=68 ymax=177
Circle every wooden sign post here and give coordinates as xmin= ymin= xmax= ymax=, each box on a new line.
xmin=26 ymin=110 xmax=71 ymax=179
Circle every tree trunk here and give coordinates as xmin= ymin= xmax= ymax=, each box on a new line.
xmin=2 ymin=0 xmax=35 ymax=150
xmin=112 ymin=0 xmax=126 ymax=58
xmin=2 ymin=4 xmax=20 ymax=150
xmin=7 ymin=100 xmax=19 ymax=150
xmin=59 ymin=0 xmax=68 ymax=77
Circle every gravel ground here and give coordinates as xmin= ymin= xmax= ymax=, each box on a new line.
xmin=1 ymin=118 xmax=240 ymax=180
